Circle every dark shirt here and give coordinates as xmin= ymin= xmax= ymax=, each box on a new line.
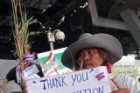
xmin=6 ymin=62 xmax=44 ymax=84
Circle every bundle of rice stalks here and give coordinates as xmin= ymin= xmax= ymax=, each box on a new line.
xmin=11 ymin=0 xmax=37 ymax=62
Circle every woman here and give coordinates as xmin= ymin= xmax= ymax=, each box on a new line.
xmin=61 ymin=33 xmax=132 ymax=93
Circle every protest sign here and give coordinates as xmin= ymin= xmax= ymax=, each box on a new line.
xmin=112 ymin=56 xmax=137 ymax=77
xmin=26 ymin=66 xmax=111 ymax=93
xmin=21 ymin=64 xmax=39 ymax=80
xmin=37 ymin=47 xmax=72 ymax=76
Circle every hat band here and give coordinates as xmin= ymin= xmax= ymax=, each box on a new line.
xmin=23 ymin=55 xmax=34 ymax=61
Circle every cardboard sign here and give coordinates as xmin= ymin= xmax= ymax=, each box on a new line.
xmin=112 ymin=56 xmax=137 ymax=77
xmin=37 ymin=47 xmax=72 ymax=76
xmin=26 ymin=66 xmax=111 ymax=93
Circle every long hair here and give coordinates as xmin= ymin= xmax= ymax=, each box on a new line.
xmin=97 ymin=48 xmax=113 ymax=73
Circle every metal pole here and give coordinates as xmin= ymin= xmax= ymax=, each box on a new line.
xmin=49 ymin=42 xmax=54 ymax=50
xmin=47 ymin=28 xmax=55 ymax=51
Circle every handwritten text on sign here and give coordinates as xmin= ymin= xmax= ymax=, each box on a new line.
xmin=26 ymin=66 xmax=111 ymax=93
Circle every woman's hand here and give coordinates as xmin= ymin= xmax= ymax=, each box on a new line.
xmin=111 ymin=88 xmax=130 ymax=93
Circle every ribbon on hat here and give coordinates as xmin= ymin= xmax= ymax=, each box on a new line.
xmin=16 ymin=54 xmax=34 ymax=73
xmin=23 ymin=54 xmax=34 ymax=61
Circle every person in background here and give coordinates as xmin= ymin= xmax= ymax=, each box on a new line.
xmin=5 ymin=54 xmax=44 ymax=93
xmin=2 ymin=45 xmax=44 ymax=93
xmin=61 ymin=33 xmax=134 ymax=93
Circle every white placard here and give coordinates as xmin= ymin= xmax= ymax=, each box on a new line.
xmin=21 ymin=64 xmax=39 ymax=80
xmin=26 ymin=66 xmax=111 ymax=93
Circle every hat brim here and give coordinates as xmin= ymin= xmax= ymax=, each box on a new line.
xmin=61 ymin=33 xmax=123 ymax=69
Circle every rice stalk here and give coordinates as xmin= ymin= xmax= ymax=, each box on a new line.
xmin=11 ymin=0 xmax=37 ymax=62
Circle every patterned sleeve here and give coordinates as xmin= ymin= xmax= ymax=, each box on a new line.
xmin=113 ymin=74 xmax=140 ymax=93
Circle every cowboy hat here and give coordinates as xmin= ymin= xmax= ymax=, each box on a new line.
xmin=61 ymin=33 xmax=123 ymax=69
